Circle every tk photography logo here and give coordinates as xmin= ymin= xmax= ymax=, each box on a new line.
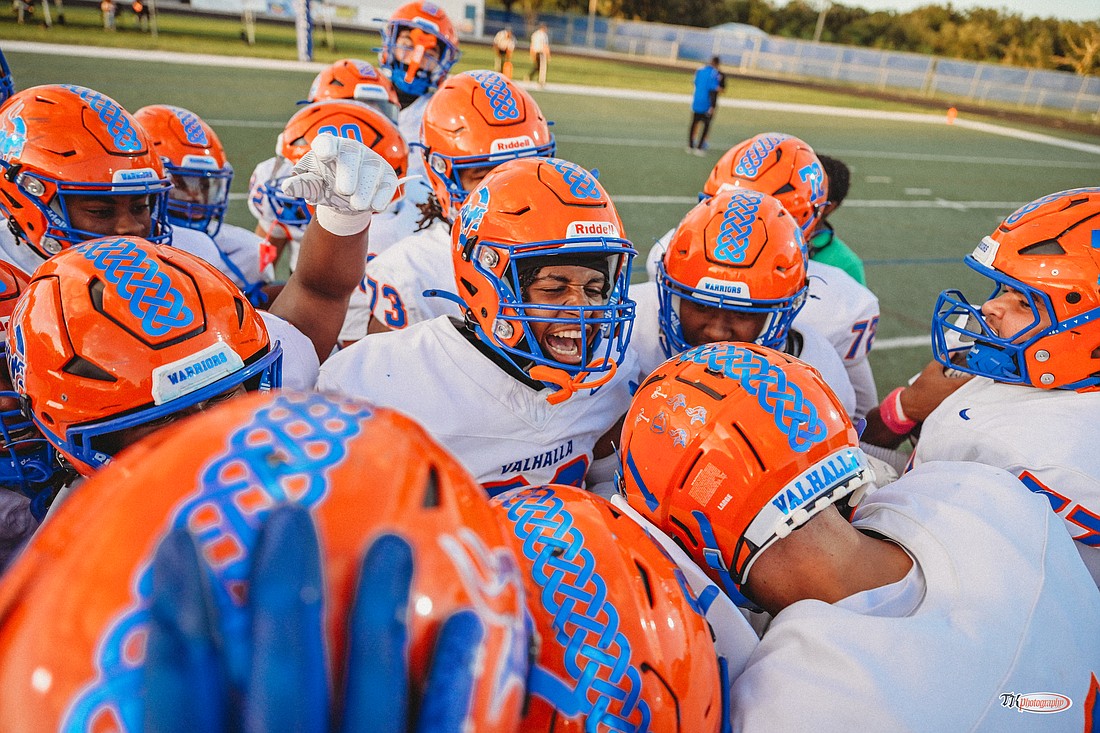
xmin=999 ymin=691 xmax=1072 ymax=714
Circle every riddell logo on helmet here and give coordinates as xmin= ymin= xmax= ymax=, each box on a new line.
xmin=489 ymin=136 xmax=534 ymax=159
xmin=567 ymin=221 xmax=619 ymax=239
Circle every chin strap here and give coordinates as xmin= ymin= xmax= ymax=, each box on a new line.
xmin=530 ymin=359 xmax=618 ymax=405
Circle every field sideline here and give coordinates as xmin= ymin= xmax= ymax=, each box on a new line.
xmin=8 ymin=44 xmax=1100 ymax=396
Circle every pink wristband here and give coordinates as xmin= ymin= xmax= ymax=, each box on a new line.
xmin=878 ymin=387 xmax=917 ymax=435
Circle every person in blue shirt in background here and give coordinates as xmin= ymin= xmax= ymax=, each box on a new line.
xmin=688 ymin=56 xmax=725 ymax=155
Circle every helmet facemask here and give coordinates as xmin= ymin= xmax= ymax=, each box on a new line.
xmin=165 ymin=157 xmax=234 ymax=237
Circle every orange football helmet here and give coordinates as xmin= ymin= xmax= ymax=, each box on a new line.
xmin=7 ymin=235 xmax=282 ymax=476
xmin=618 ymin=342 xmax=871 ymax=601
xmin=379 ymin=1 xmax=461 ymax=98
xmin=493 ymin=484 xmax=723 ymax=732
xmin=133 ymin=104 xmax=235 ymax=237
xmin=451 ymin=157 xmax=636 ymax=403
xmin=0 ymin=261 xmax=62 ymax=518
xmin=0 ymin=85 xmax=171 ymax=259
xmin=657 ymin=189 xmax=808 ymax=355
xmin=0 ymin=391 xmax=527 ymax=731
xmin=260 ymin=100 xmax=409 ymax=228
xmin=703 ymin=133 xmax=827 ymax=235
xmin=933 ymin=187 xmax=1100 ymax=391
xmin=307 ymin=58 xmax=401 ymax=123
xmin=420 ymin=70 xmax=554 ymax=218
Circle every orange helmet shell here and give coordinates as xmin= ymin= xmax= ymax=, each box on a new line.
xmin=8 ymin=236 xmax=276 ymax=476
xmin=307 ymin=58 xmax=401 ymax=122
xmin=493 ymin=484 xmax=723 ymax=732
xmin=133 ymin=104 xmax=229 ymax=172
xmin=275 ymin=100 xmax=409 ymax=205
xmin=0 ymin=85 xmax=171 ymax=258
xmin=619 ymin=343 xmax=871 ymax=591
xmin=0 ymin=391 xmax=527 ymax=731
xmin=421 ymin=70 xmax=554 ymax=218
xmin=703 ymin=133 xmax=827 ymax=235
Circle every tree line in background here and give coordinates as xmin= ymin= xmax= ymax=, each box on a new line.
xmin=496 ymin=0 xmax=1100 ymax=75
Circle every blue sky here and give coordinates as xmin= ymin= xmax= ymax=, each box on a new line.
xmin=848 ymin=0 xmax=1099 ymax=22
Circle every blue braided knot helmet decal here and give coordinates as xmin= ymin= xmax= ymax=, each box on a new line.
xmin=713 ymin=190 xmax=766 ymax=264
xmin=676 ymin=343 xmax=827 ymax=452
xmin=63 ymin=393 xmax=369 ymax=730
xmin=549 ymin=158 xmax=602 ymax=200
xmin=501 ymin=487 xmax=653 ymax=731
xmin=58 ymin=85 xmax=144 ymax=154
xmin=1003 ymin=186 xmax=1100 ymax=226
xmin=467 ymin=71 xmax=520 ymax=121
xmin=167 ymin=106 xmax=209 ymax=146
xmin=733 ymin=133 xmax=791 ymax=178
xmin=76 ymin=238 xmax=195 ymax=337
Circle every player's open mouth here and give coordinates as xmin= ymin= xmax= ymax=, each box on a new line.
xmin=544 ymin=329 xmax=585 ymax=364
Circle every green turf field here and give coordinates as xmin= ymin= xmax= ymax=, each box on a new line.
xmin=8 ymin=48 xmax=1100 ymax=400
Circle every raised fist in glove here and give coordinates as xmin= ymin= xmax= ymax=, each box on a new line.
xmin=281 ymin=133 xmax=400 ymax=236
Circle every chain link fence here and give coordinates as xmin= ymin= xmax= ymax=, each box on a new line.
xmin=485 ymin=9 xmax=1100 ymax=118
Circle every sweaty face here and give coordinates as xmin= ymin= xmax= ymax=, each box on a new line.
xmin=523 ymin=264 xmax=609 ymax=366
xmin=66 ymin=194 xmax=154 ymax=239
xmin=980 ymin=285 xmax=1051 ymax=343
xmin=679 ymin=299 xmax=768 ymax=347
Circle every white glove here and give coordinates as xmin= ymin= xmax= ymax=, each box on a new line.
xmin=281 ymin=133 xmax=399 ymax=236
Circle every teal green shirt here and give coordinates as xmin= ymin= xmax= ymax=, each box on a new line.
xmin=809 ymin=224 xmax=866 ymax=285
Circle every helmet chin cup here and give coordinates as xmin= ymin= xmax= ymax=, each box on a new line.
xmin=965 ymin=342 xmax=1019 ymax=381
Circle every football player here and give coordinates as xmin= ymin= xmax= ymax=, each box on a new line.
xmin=0 ymin=48 xmax=14 ymax=105
xmin=645 ymin=132 xmax=880 ymax=418
xmin=0 ymin=391 xmax=529 ymax=730
xmin=631 ymin=188 xmax=856 ymax=416
xmin=808 ymin=153 xmax=866 ymax=284
xmin=618 ymin=342 xmax=1100 ymax=729
xmin=246 ymin=58 xmax=424 ymax=266
xmin=342 ymin=69 xmax=554 ymax=342
xmin=249 ymin=98 xmax=411 ymax=274
xmin=319 ymin=157 xmax=637 ymax=494
xmin=134 ymin=103 xmax=276 ymax=306
xmin=866 ymin=188 xmax=1100 ymax=586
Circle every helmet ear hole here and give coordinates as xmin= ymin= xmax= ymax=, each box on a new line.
xmin=421 ymin=465 xmax=440 ymax=508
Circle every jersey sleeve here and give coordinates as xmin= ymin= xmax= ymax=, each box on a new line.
xmin=258 ymin=311 xmax=320 ymax=391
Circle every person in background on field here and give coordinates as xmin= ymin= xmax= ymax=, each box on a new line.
xmin=132 ymin=0 xmax=148 ymax=30
xmin=99 ymin=0 xmax=114 ymax=30
xmin=528 ymin=23 xmax=550 ymax=88
xmin=809 ymin=154 xmax=866 ymax=285
xmin=687 ymin=55 xmax=725 ymax=156
xmin=493 ymin=26 xmax=516 ymax=76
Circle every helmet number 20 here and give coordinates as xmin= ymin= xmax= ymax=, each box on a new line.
xmin=316 ymin=124 xmax=363 ymax=143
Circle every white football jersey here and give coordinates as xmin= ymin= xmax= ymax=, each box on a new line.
xmin=398 ymin=95 xmax=430 ymax=207
xmin=645 ymin=233 xmax=878 ymax=418
xmin=731 ymin=461 xmax=1100 ymax=731
xmin=317 ymin=316 xmax=635 ymax=493
xmin=343 ymin=218 xmax=459 ymax=340
xmin=0 ymin=227 xmax=46 ymax=275
xmin=796 ymin=260 xmax=879 ymax=419
xmin=213 ymin=222 xmax=274 ymax=290
xmin=627 ymin=281 xmax=856 ymax=417
xmin=258 ymin=311 xmax=320 ymax=391
xmin=912 ymin=377 xmax=1100 ymax=586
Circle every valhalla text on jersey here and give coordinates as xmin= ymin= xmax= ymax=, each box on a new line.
xmin=500 ymin=440 xmax=574 ymax=475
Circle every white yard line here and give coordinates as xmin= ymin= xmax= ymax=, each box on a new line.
xmin=13 ymin=41 xmax=1100 ymax=157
